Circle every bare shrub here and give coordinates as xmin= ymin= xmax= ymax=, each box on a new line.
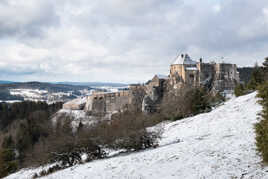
xmin=87 ymin=111 xmax=162 ymax=151
xmin=160 ymin=86 xmax=213 ymax=120
xmin=27 ymin=117 xmax=106 ymax=168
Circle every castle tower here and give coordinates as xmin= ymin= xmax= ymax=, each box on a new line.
xmin=169 ymin=54 xmax=199 ymax=88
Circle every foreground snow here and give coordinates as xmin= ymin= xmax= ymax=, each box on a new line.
xmin=6 ymin=92 xmax=268 ymax=179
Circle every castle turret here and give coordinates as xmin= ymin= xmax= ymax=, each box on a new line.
xmin=170 ymin=53 xmax=199 ymax=88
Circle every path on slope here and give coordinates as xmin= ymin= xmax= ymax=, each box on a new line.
xmin=6 ymin=92 xmax=268 ymax=179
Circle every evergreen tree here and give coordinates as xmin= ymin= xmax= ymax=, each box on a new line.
xmin=188 ymin=88 xmax=210 ymax=115
xmin=255 ymin=82 xmax=268 ymax=162
xmin=263 ymin=57 xmax=268 ymax=80
xmin=234 ymin=84 xmax=247 ymax=97
xmin=263 ymin=57 xmax=268 ymax=69
xmin=247 ymin=63 xmax=265 ymax=90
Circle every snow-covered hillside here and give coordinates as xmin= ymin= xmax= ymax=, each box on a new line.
xmin=8 ymin=88 xmax=80 ymax=104
xmin=6 ymin=92 xmax=268 ymax=179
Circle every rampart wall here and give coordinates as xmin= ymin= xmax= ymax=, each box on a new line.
xmin=84 ymin=90 xmax=131 ymax=114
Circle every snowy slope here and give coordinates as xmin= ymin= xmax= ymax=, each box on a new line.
xmin=6 ymin=92 xmax=268 ymax=179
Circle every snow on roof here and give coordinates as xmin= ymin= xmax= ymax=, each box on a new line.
xmin=173 ymin=54 xmax=197 ymax=65
xmin=186 ymin=67 xmax=198 ymax=71
xmin=155 ymin=74 xmax=169 ymax=80
xmin=64 ymin=97 xmax=87 ymax=105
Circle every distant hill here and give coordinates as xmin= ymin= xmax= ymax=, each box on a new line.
xmin=0 ymin=80 xmax=14 ymax=84
xmin=56 ymin=82 xmax=128 ymax=87
xmin=0 ymin=81 xmax=94 ymax=102
xmin=0 ymin=81 xmax=92 ymax=92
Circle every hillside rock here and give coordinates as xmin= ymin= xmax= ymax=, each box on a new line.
xmin=62 ymin=98 xmax=86 ymax=110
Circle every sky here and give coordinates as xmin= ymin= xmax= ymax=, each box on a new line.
xmin=1 ymin=0 xmax=268 ymax=83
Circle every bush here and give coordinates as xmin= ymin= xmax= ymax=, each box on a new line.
xmin=234 ymin=84 xmax=249 ymax=97
xmin=160 ymin=87 xmax=213 ymax=121
xmin=112 ymin=129 xmax=159 ymax=151
xmin=49 ymin=138 xmax=106 ymax=167
xmin=90 ymin=112 xmax=161 ymax=152
xmin=24 ymin=117 xmax=107 ymax=168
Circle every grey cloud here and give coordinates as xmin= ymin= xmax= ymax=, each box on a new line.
xmin=1 ymin=0 xmax=268 ymax=83
xmin=0 ymin=0 xmax=60 ymax=39
xmin=0 ymin=67 xmax=38 ymax=77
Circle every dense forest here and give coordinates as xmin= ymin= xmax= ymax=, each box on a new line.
xmin=0 ymin=101 xmax=63 ymax=177
xmin=0 ymin=101 xmax=63 ymax=130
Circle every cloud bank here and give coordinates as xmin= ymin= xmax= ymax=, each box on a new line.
xmin=1 ymin=0 xmax=268 ymax=83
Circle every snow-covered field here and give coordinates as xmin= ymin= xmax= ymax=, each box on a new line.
xmin=6 ymin=92 xmax=268 ymax=179
xmin=0 ymin=100 xmax=22 ymax=103
xmin=8 ymin=89 xmax=76 ymax=104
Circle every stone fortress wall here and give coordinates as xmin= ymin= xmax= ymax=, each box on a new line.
xmin=84 ymin=90 xmax=131 ymax=114
xmin=213 ymin=63 xmax=239 ymax=91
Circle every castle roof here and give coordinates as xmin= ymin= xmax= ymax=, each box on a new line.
xmin=186 ymin=67 xmax=198 ymax=71
xmin=172 ymin=54 xmax=197 ymax=65
xmin=155 ymin=74 xmax=169 ymax=80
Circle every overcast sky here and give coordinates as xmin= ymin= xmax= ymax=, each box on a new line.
xmin=1 ymin=0 xmax=268 ymax=83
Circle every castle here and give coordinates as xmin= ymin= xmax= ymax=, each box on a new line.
xmin=169 ymin=54 xmax=239 ymax=92
xmin=63 ymin=53 xmax=240 ymax=115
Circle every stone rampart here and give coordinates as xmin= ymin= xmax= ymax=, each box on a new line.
xmin=85 ymin=90 xmax=131 ymax=114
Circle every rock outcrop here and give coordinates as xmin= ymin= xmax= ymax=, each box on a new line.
xmin=63 ymin=98 xmax=86 ymax=110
